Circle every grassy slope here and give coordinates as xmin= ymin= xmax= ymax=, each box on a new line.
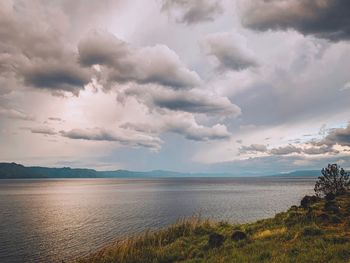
xmin=76 ymin=193 xmax=350 ymax=263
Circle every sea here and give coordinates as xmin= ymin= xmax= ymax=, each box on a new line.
xmin=0 ymin=177 xmax=316 ymax=262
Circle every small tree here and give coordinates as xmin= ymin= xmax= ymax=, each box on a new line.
xmin=314 ymin=164 xmax=350 ymax=197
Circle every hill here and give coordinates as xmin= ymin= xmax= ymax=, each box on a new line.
xmin=76 ymin=192 xmax=350 ymax=263
xmin=0 ymin=162 xmax=233 ymax=179
xmin=0 ymin=162 xmax=320 ymax=179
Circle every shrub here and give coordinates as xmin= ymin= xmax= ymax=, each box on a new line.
xmin=208 ymin=232 xmax=225 ymax=248
xmin=300 ymin=195 xmax=319 ymax=208
xmin=330 ymin=215 xmax=342 ymax=224
xmin=324 ymin=201 xmax=340 ymax=213
xmin=302 ymin=225 xmax=323 ymax=236
xmin=231 ymin=231 xmax=247 ymax=241
xmin=314 ymin=164 xmax=350 ymax=197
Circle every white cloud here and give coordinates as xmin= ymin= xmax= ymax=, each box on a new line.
xmin=78 ymin=31 xmax=201 ymax=90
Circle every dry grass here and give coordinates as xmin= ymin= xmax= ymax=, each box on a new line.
xmin=75 ymin=193 xmax=350 ymax=263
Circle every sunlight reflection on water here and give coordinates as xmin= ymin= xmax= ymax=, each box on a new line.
xmin=0 ymin=177 xmax=315 ymax=262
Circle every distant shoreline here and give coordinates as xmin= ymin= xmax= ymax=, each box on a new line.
xmin=0 ymin=162 xmax=319 ymax=179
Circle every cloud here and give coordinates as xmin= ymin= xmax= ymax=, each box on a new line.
xmin=302 ymin=145 xmax=339 ymax=155
xmin=340 ymin=81 xmax=350 ymax=91
xmin=161 ymin=0 xmax=223 ymax=25
xmin=240 ymin=0 xmax=350 ymax=41
xmin=78 ymin=31 xmax=201 ymax=89
xmin=0 ymin=107 xmax=35 ymax=121
xmin=202 ymin=32 xmax=258 ymax=71
xmin=317 ymin=123 xmax=350 ymax=147
xmin=238 ymin=140 xmax=341 ymax=157
xmin=60 ymin=128 xmax=162 ymax=150
xmin=124 ymin=86 xmax=241 ymax=116
xmin=269 ymin=144 xmax=302 ymax=155
xmin=29 ymin=127 xmax=57 ymax=135
xmin=122 ymin=112 xmax=231 ymax=142
xmin=239 ymin=144 xmax=267 ymax=154
xmin=48 ymin=117 xmax=63 ymax=122
xmin=0 ymin=1 xmax=91 ymax=95
xmin=22 ymin=60 xmax=91 ymax=95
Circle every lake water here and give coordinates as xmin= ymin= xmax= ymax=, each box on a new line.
xmin=0 ymin=177 xmax=315 ymax=263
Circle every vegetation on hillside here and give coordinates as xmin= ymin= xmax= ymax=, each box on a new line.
xmin=76 ymin=164 xmax=350 ymax=263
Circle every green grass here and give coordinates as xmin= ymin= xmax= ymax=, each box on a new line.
xmin=75 ymin=193 xmax=350 ymax=263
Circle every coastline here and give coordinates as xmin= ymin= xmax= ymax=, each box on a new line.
xmin=74 ymin=193 xmax=350 ymax=263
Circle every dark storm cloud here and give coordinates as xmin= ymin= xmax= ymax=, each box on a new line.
xmin=78 ymin=31 xmax=201 ymax=89
xmin=60 ymin=128 xmax=163 ymax=150
xmin=241 ymin=0 xmax=350 ymax=41
xmin=161 ymin=0 xmax=223 ymax=25
xmin=124 ymin=86 xmax=241 ymax=116
xmin=203 ymin=32 xmax=258 ymax=71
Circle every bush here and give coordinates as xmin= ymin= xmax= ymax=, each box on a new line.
xmin=302 ymin=225 xmax=323 ymax=236
xmin=300 ymin=195 xmax=319 ymax=208
xmin=324 ymin=201 xmax=340 ymax=213
xmin=314 ymin=164 xmax=350 ymax=197
xmin=208 ymin=232 xmax=225 ymax=248
xmin=231 ymin=230 xmax=247 ymax=241
xmin=330 ymin=215 xmax=342 ymax=224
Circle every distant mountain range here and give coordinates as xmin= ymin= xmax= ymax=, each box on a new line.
xmin=269 ymin=170 xmax=321 ymax=178
xmin=0 ymin=162 xmax=320 ymax=179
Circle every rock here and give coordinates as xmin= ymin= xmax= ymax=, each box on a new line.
xmin=208 ymin=232 xmax=224 ymax=248
xmin=231 ymin=230 xmax=247 ymax=241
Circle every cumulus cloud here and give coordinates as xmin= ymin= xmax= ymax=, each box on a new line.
xmin=60 ymin=128 xmax=163 ymax=150
xmin=0 ymin=1 xmax=92 ymax=95
xmin=122 ymin=112 xmax=231 ymax=142
xmin=22 ymin=60 xmax=90 ymax=95
xmin=78 ymin=31 xmax=201 ymax=89
xmin=239 ymin=144 xmax=267 ymax=154
xmin=302 ymin=145 xmax=339 ymax=155
xmin=161 ymin=0 xmax=223 ymax=25
xmin=240 ymin=0 xmax=350 ymax=41
xmin=202 ymin=32 xmax=258 ymax=71
xmin=317 ymin=123 xmax=350 ymax=147
xmin=123 ymin=86 xmax=241 ymax=116
xmin=239 ymin=140 xmax=341 ymax=157
xmin=269 ymin=144 xmax=302 ymax=155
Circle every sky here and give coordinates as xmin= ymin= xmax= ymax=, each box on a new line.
xmin=0 ymin=0 xmax=350 ymax=175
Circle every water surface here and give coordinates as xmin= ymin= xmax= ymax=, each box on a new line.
xmin=0 ymin=177 xmax=315 ymax=262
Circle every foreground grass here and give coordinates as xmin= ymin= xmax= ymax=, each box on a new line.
xmin=76 ymin=193 xmax=350 ymax=263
